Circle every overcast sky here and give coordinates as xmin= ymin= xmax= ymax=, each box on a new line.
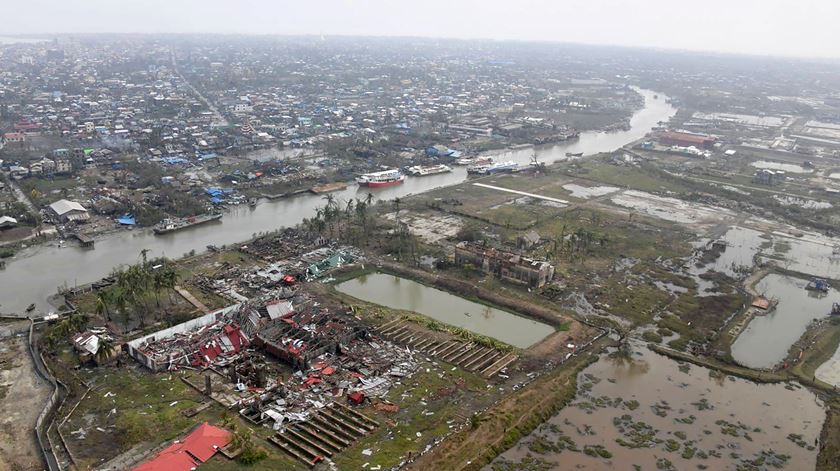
xmin=4 ymin=0 xmax=840 ymax=59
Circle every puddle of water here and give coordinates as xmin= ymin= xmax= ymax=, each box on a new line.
xmin=610 ymin=190 xmax=732 ymax=224
xmin=751 ymin=160 xmax=812 ymax=174
xmin=731 ymin=274 xmax=839 ymax=369
xmin=652 ymin=280 xmax=689 ymax=296
xmin=334 ymin=273 xmax=554 ymax=348
xmin=562 ymin=184 xmax=621 ymax=199
xmin=487 ymin=346 xmax=825 ymax=471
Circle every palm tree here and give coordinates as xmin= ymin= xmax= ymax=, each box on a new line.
xmin=95 ymin=290 xmax=112 ymax=321
xmin=323 ymin=193 xmax=338 ymax=212
xmin=344 ymin=198 xmax=355 ymax=218
xmin=392 ymin=197 xmax=402 ymax=223
xmin=65 ymin=311 xmax=89 ymax=334
xmin=152 ymin=262 xmax=166 ymax=307
xmin=112 ymin=285 xmax=130 ymax=333
xmin=96 ymin=336 xmax=116 ymax=364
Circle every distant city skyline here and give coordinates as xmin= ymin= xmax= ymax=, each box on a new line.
xmin=4 ymin=0 xmax=840 ymax=60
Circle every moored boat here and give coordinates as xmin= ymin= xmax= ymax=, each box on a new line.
xmin=310 ymin=182 xmax=349 ymax=194
xmin=467 ymin=160 xmax=518 ymax=175
xmin=407 ymin=164 xmax=452 ymax=176
xmin=356 ymin=169 xmax=406 ymax=188
xmin=153 ymin=213 xmax=223 ymax=235
xmin=455 ymin=156 xmax=493 ymax=166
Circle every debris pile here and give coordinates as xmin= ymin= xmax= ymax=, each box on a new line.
xmin=126 ymin=305 xmax=251 ymax=371
xmin=254 ymin=306 xmax=369 ymax=370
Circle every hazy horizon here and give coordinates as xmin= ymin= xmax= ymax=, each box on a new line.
xmin=3 ymin=0 xmax=840 ymax=60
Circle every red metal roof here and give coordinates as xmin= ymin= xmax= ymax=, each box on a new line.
xmin=181 ymin=423 xmax=232 ymax=463
xmin=661 ymin=131 xmax=715 ymax=144
xmin=132 ymin=422 xmax=231 ymax=471
xmin=132 ymin=445 xmax=197 ymax=471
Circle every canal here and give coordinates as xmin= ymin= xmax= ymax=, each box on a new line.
xmin=334 ymin=273 xmax=554 ymax=348
xmin=731 ymin=273 xmax=839 ymax=369
xmin=0 ymin=88 xmax=676 ymax=314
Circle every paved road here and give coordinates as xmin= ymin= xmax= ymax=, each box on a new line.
xmin=9 ymin=179 xmax=37 ymax=213
xmin=170 ymin=50 xmax=229 ymax=127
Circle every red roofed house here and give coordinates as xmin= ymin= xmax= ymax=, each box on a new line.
xmin=133 ymin=422 xmax=232 ymax=471
xmin=659 ymin=131 xmax=717 ymax=149
xmin=2 ymin=132 xmax=26 ymax=144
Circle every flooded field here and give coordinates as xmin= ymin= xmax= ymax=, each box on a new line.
xmin=763 ymin=234 xmax=840 ymax=280
xmin=710 ymin=226 xmax=767 ymax=278
xmin=732 ymin=274 xmax=838 ymax=369
xmin=487 ymin=346 xmax=825 ymax=471
xmin=750 ymin=160 xmax=812 ymax=174
xmin=610 ymin=190 xmax=733 ymax=224
xmin=334 ymin=273 xmax=554 ymax=348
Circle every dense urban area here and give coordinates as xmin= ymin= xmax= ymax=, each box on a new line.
xmin=2 ymin=34 xmax=840 ymax=471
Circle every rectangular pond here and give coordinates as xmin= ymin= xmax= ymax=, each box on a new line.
xmin=334 ymin=272 xmax=555 ymax=348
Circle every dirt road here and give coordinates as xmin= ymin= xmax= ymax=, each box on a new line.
xmin=0 ymin=334 xmax=49 ymax=471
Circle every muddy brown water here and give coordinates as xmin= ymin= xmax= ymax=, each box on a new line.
xmin=0 ymin=89 xmax=675 ymax=315
xmin=731 ymin=273 xmax=839 ymax=370
xmin=487 ymin=346 xmax=825 ymax=471
xmin=334 ymin=273 xmax=555 ymax=348
xmin=711 ymin=226 xmax=767 ymax=278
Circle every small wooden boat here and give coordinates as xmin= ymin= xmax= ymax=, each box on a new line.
xmin=26 ymin=303 xmax=36 ymax=312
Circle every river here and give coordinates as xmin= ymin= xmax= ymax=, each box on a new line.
xmin=0 ymin=88 xmax=675 ymax=314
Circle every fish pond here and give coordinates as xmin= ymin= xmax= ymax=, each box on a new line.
xmin=334 ymin=273 xmax=555 ymax=348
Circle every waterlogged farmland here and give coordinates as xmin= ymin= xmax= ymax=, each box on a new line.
xmin=487 ymin=347 xmax=825 ymax=471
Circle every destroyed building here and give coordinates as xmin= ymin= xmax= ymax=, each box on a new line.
xmin=454 ymin=241 xmax=555 ymax=288
xmin=126 ymin=304 xmax=249 ymax=371
xmin=254 ymin=305 xmax=369 ymax=370
xmin=754 ymin=168 xmax=785 ymax=186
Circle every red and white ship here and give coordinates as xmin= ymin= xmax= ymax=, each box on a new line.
xmin=356 ymin=169 xmax=406 ymax=188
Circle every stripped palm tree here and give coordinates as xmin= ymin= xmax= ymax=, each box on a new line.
xmin=95 ymin=290 xmax=112 ymax=321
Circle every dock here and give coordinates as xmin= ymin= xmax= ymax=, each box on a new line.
xmin=69 ymin=233 xmax=94 ymax=247
xmin=310 ymin=182 xmax=348 ymax=194
xmin=261 ymin=189 xmax=309 ymax=200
